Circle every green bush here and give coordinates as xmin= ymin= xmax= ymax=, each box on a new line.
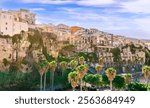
xmin=0 ymin=72 xmax=39 ymax=91
xmin=102 ymin=74 xmax=125 ymax=89
xmin=113 ymin=75 xmax=125 ymax=89
xmin=128 ymin=82 xmax=147 ymax=91
xmin=102 ymin=74 xmax=109 ymax=85
xmin=84 ymin=74 xmax=102 ymax=86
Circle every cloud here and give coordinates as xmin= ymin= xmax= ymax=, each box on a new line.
xmin=19 ymin=0 xmax=116 ymax=6
xmin=29 ymin=8 xmax=45 ymax=11
xmin=59 ymin=7 xmax=108 ymax=20
xmin=120 ymin=0 xmax=150 ymax=13
xmin=76 ymin=0 xmax=115 ymax=6
xmin=20 ymin=0 xmax=74 ymax=4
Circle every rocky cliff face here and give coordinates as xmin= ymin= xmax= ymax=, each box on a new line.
xmin=0 ymin=27 xmax=68 ymax=72
xmin=0 ymin=24 xmax=149 ymax=72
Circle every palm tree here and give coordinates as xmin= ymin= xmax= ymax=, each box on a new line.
xmin=79 ymin=56 xmax=85 ymax=65
xmin=124 ymin=74 xmax=132 ymax=85
xmin=38 ymin=61 xmax=48 ymax=91
xmin=38 ymin=59 xmax=49 ymax=91
xmin=105 ymin=68 xmax=117 ymax=91
xmin=69 ymin=60 xmax=78 ymax=70
xmin=99 ymin=57 xmax=104 ymax=66
xmin=49 ymin=61 xmax=57 ymax=91
xmin=95 ymin=65 xmax=102 ymax=75
xmin=60 ymin=61 xmax=68 ymax=76
xmin=124 ymin=74 xmax=132 ymax=90
xmin=142 ymin=66 xmax=150 ymax=84
xmin=43 ymin=64 xmax=49 ymax=91
xmin=76 ymin=64 xmax=88 ymax=91
xmin=68 ymin=71 xmax=78 ymax=91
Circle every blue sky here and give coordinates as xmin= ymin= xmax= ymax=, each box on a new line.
xmin=0 ymin=0 xmax=150 ymax=39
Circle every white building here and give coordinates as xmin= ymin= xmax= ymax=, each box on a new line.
xmin=0 ymin=9 xmax=35 ymax=36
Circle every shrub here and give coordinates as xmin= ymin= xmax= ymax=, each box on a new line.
xmin=128 ymin=82 xmax=147 ymax=91
xmin=102 ymin=74 xmax=125 ymax=89
xmin=113 ymin=75 xmax=125 ymax=89
xmin=84 ymin=74 xmax=102 ymax=86
xmin=3 ymin=58 xmax=10 ymax=66
xmin=102 ymin=74 xmax=109 ymax=86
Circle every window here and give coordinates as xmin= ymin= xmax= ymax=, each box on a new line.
xmin=6 ymin=27 xmax=7 ymax=30
xmin=6 ymin=22 xmax=8 ymax=25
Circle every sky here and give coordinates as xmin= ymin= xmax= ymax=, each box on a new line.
xmin=0 ymin=0 xmax=150 ymax=39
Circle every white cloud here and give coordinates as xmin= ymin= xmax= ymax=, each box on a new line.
xmin=120 ymin=0 xmax=150 ymax=13
xmin=76 ymin=0 xmax=115 ymax=6
xmin=29 ymin=8 xmax=45 ymax=11
xmin=58 ymin=7 xmax=108 ymax=20
xmin=21 ymin=0 xmax=74 ymax=4
xmin=20 ymin=0 xmax=115 ymax=6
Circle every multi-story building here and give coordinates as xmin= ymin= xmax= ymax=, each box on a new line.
xmin=0 ymin=9 xmax=35 ymax=36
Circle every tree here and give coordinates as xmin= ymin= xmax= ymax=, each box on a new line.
xmin=69 ymin=60 xmax=78 ymax=70
xmin=68 ymin=71 xmax=78 ymax=91
xmin=111 ymin=48 xmax=121 ymax=63
xmin=79 ymin=56 xmax=85 ymax=65
xmin=60 ymin=44 xmax=76 ymax=57
xmin=113 ymin=75 xmax=125 ymax=90
xmin=142 ymin=66 xmax=150 ymax=84
xmin=84 ymin=74 xmax=102 ymax=90
xmin=105 ymin=68 xmax=116 ymax=91
xmin=124 ymin=74 xmax=132 ymax=85
xmin=42 ymin=60 xmax=49 ymax=91
xmin=76 ymin=64 xmax=88 ymax=91
xmin=49 ymin=61 xmax=57 ymax=91
xmin=95 ymin=65 xmax=102 ymax=75
xmin=38 ymin=60 xmax=48 ymax=91
xmin=128 ymin=82 xmax=147 ymax=91
xmin=60 ymin=61 xmax=68 ymax=76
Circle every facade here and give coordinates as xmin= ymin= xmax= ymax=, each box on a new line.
xmin=0 ymin=9 xmax=35 ymax=36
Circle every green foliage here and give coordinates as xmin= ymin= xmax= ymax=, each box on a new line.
xmin=78 ymin=52 xmax=88 ymax=61
xmin=142 ymin=65 xmax=150 ymax=73
xmin=102 ymin=74 xmax=109 ymax=85
xmin=0 ymin=72 xmax=39 ymax=91
xmin=87 ymin=52 xmax=98 ymax=63
xmin=62 ymin=44 xmax=75 ymax=50
xmin=49 ymin=61 xmax=57 ymax=66
xmin=76 ymin=65 xmax=86 ymax=72
xmin=84 ymin=74 xmax=102 ymax=86
xmin=28 ymin=30 xmax=43 ymax=49
xmin=9 ymin=62 xmax=19 ymax=73
xmin=102 ymin=74 xmax=125 ymax=89
xmin=111 ymin=48 xmax=121 ymax=63
xmin=3 ymin=58 xmax=10 ymax=66
xmin=60 ymin=44 xmax=76 ymax=56
xmin=105 ymin=67 xmax=116 ymax=74
xmin=79 ymin=56 xmax=85 ymax=61
xmin=42 ymin=46 xmax=54 ymax=62
xmin=54 ymin=68 xmax=72 ymax=90
xmin=69 ymin=60 xmax=78 ymax=69
xmin=128 ymin=82 xmax=147 ymax=91
xmin=12 ymin=34 xmax=22 ymax=44
xmin=58 ymin=55 xmax=71 ymax=62
xmin=38 ymin=59 xmax=48 ymax=69
xmin=145 ymin=50 xmax=150 ymax=65
xmin=113 ymin=75 xmax=125 ymax=89
xmin=68 ymin=71 xmax=78 ymax=80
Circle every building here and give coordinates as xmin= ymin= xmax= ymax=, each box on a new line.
xmin=0 ymin=9 xmax=35 ymax=36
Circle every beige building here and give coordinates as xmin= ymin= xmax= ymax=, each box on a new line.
xmin=0 ymin=9 xmax=35 ymax=36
